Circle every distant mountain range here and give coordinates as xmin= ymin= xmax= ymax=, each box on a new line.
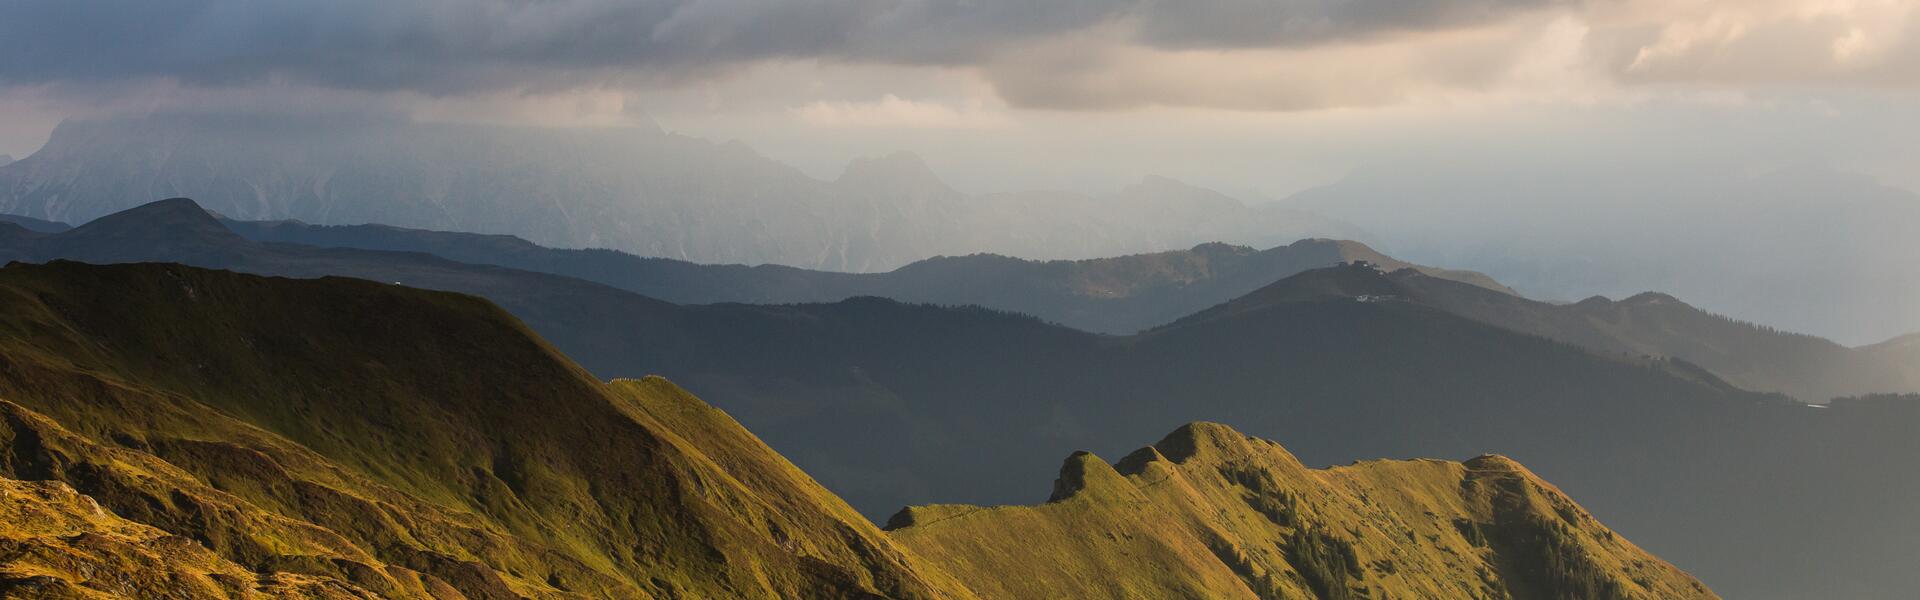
xmin=1287 ymin=161 xmax=1920 ymax=346
xmin=0 ymin=261 xmax=1707 ymax=599
xmin=221 ymin=214 xmax=1507 ymax=334
xmin=5 ymin=198 xmax=1920 ymax=598
xmin=214 ymin=207 xmax=1918 ymax=402
xmin=1181 ymin=264 xmax=1920 ymax=402
xmin=0 ymin=114 xmax=1361 ymax=271
xmin=0 ymin=211 xmax=64 ymax=233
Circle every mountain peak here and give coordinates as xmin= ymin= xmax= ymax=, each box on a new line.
xmin=1172 ymin=263 xmax=1410 ymax=327
xmin=1623 ymin=291 xmax=1685 ymax=307
xmin=69 ymin=198 xmax=235 ymax=238
xmin=1152 ymin=421 xmax=1257 ymax=464
xmin=1187 ymin=241 xmax=1258 ymax=257
xmin=52 ymin=198 xmax=246 ymax=260
xmin=1046 ymin=451 xmax=1134 ymax=503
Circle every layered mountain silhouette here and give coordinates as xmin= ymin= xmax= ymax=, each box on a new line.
xmin=0 ymin=115 xmax=1360 ymax=271
xmin=7 ymin=199 xmax=1920 ymax=598
xmin=1287 ymin=162 xmax=1920 ymax=346
xmin=0 ymin=212 xmax=65 ymax=234
xmin=216 ymin=207 xmax=1918 ymax=401
xmin=222 ymin=214 xmax=1507 ymax=334
xmin=0 ymin=261 xmax=1706 ymax=599
xmin=1180 ymin=264 xmax=1920 ymax=402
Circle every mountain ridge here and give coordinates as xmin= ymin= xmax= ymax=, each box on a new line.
xmin=1173 ymin=261 xmax=1920 ymax=401
xmin=889 ymin=422 xmax=1717 ymax=600
xmin=211 ymin=201 xmax=1920 ymax=402
xmin=220 ymin=209 xmax=1507 ymax=334
xmin=0 ymin=114 xmax=1363 ymax=272
xmin=0 ymin=261 xmax=1717 ymax=599
xmin=0 ymin=260 xmax=975 ymax=599
xmin=8 ymin=199 xmax=1920 ymax=598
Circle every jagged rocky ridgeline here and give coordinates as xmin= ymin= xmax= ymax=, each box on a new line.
xmin=889 ymin=423 xmax=1714 ymax=599
xmin=0 ymin=262 xmax=1711 ymax=598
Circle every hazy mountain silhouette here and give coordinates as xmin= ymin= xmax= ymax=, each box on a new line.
xmin=0 ymin=261 xmax=1708 ymax=599
xmin=1862 ymin=333 xmax=1920 ymax=370
xmin=0 ymin=114 xmax=1361 ymax=271
xmin=1286 ymin=161 xmax=1920 ymax=346
xmin=9 ymin=199 xmax=1920 ymax=598
xmin=0 ymin=212 xmax=66 ymax=233
xmin=223 ymin=215 xmax=1506 ymax=333
xmin=221 ymin=211 xmax=1916 ymax=400
xmin=1183 ymin=263 xmax=1920 ymax=401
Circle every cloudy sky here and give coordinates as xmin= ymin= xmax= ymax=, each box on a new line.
xmin=3 ymin=0 xmax=1919 ymax=342
xmin=2 ymin=0 xmax=1917 ymax=194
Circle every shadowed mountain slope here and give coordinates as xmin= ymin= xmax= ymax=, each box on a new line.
xmin=9 ymin=199 xmax=1920 ymax=598
xmin=224 ymin=215 xmax=1506 ymax=334
xmin=890 ymin=423 xmax=1716 ymax=600
xmin=0 ymin=261 xmax=973 ymax=599
xmin=1183 ymin=263 xmax=1920 ymax=401
xmin=0 ymin=262 xmax=1717 ymax=599
xmin=216 ymin=209 xmax=1920 ymax=402
xmin=0 ymin=212 xmax=67 ymax=233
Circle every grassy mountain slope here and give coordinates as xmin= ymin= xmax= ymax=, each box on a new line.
xmin=890 ymin=423 xmax=1715 ymax=600
xmin=613 ymin=281 xmax=1920 ymax=600
xmin=0 ymin=262 xmax=1718 ymax=600
xmin=0 ymin=261 xmax=972 ymax=599
xmin=224 ymin=215 xmax=1507 ymax=334
xmin=11 ymin=199 xmax=1920 ymax=598
xmin=0 ymin=471 xmax=425 ymax=599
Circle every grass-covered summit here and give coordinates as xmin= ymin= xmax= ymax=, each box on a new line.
xmin=0 ymin=260 xmax=971 ymax=598
xmin=890 ymin=422 xmax=1716 ymax=600
xmin=0 ymin=261 xmax=1714 ymax=598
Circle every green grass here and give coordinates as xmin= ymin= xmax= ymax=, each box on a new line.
xmin=889 ymin=422 xmax=1718 ymax=600
xmin=0 ymin=261 xmax=973 ymax=599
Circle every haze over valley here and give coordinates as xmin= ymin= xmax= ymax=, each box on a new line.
xmin=3 ymin=1 xmax=1918 ymax=599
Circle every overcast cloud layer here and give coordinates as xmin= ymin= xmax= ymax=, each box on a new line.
xmin=1 ymin=0 xmax=1918 ymax=344
xmin=3 ymin=0 xmax=1917 ymax=117
xmin=1 ymin=1 xmax=1563 ymax=91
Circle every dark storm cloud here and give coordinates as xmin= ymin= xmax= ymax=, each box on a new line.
xmin=1132 ymin=0 xmax=1570 ymax=48
xmin=0 ymin=0 xmax=1553 ymax=95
